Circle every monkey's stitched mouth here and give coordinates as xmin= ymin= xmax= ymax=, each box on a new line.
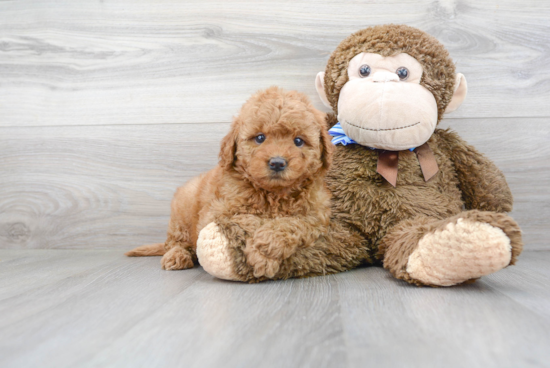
xmin=342 ymin=120 xmax=421 ymax=132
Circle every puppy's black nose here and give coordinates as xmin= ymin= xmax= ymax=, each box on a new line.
xmin=268 ymin=157 xmax=287 ymax=172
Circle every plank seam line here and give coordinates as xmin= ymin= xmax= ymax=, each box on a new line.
xmin=1 ymin=116 xmax=549 ymax=129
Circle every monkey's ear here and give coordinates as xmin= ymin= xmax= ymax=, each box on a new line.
xmin=445 ymin=73 xmax=468 ymax=113
xmin=315 ymin=72 xmax=332 ymax=109
xmin=219 ymin=121 xmax=239 ymax=170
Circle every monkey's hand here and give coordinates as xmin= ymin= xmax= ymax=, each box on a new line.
xmin=197 ymin=222 xmax=240 ymax=281
xmin=197 ymin=214 xmax=265 ymax=281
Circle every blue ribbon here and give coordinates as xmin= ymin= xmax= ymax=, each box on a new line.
xmin=328 ymin=122 xmax=357 ymax=146
xmin=328 ymin=122 xmax=415 ymax=151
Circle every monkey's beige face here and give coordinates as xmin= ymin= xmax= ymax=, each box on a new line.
xmin=316 ymin=52 xmax=467 ymax=151
xmin=337 ymin=53 xmax=436 ymax=150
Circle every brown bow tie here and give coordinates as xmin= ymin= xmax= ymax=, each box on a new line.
xmin=376 ymin=142 xmax=439 ymax=187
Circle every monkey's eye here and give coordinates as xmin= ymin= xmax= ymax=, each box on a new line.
xmin=359 ymin=64 xmax=371 ymax=78
xmin=294 ymin=137 xmax=305 ymax=147
xmin=396 ymin=67 xmax=409 ymax=80
xmin=255 ymin=134 xmax=266 ymax=144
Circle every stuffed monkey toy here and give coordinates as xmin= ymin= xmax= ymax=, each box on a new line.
xmin=196 ymin=24 xmax=523 ymax=286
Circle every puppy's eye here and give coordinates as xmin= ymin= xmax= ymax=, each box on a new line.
xmin=294 ymin=137 xmax=305 ymax=147
xmin=359 ymin=64 xmax=371 ymax=77
xmin=396 ymin=67 xmax=409 ymax=80
xmin=255 ymin=134 xmax=266 ymax=144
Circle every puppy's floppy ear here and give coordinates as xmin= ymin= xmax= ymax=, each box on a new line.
xmin=219 ymin=119 xmax=239 ymax=170
xmin=317 ymin=112 xmax=334 ymax=172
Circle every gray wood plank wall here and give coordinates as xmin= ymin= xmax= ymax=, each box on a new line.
xmin=1 ymin=0 xmax=549 ymax=250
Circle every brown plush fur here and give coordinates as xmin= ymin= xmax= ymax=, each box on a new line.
xmin=215 ymin=25 xmax=523 ymax=285
xmin=126 ymin=87 xmax=334 ymax=274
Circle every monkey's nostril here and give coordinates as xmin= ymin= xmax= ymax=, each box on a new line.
xmin=268 ymin=157 xmax=287 ymax=172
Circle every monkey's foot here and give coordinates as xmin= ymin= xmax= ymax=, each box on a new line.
xmin=196 ymin=222 xmax=240 ymax=281
xmin=161 ymin=247 xmax=194 ymax=270
xmin=406 ymin=218 xmax=512 ymax=286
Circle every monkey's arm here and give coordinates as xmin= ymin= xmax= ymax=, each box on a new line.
xmin=438 ymin=129 xmax=513 ymax=212
xmin=197 ymin=213 xmax=371 ymax=282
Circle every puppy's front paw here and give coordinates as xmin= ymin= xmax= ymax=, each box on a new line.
xmin=252 ymin=225 xmax=300 ymax=260
xmin=161 ymin=247 xmax=194 ymax=270
xmin=243 ymin=228 xmax=298 ymax=278
xmin=243 ymin=241 xmax=282 ymax=279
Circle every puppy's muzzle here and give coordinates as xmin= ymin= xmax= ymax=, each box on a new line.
xmin=268 ymin=157 xmax=287 ymax=173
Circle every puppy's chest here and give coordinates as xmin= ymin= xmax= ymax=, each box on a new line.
xmin=238 ymin=200 xmax=308 ymax=218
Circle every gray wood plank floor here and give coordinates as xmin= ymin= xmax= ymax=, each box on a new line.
xmin=1 ymin=249 xmax=549 ymax=368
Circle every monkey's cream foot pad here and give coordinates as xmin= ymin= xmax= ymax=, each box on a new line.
xmin=407 ymin=219 xmax=512 ymax=286
xmin=196 ymin=222 xmax=240 ymax=281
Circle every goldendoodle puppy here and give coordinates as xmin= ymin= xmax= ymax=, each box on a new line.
xmin=126 ymin=86 xmax=333 ymax=278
